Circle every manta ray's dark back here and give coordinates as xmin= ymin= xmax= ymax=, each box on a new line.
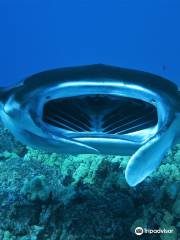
xmin=22 ymin=64 xmax=178 ymax=94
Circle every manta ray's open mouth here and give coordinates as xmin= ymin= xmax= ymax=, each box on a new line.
xmin=42 ymin=94 xmax=158 ymax=135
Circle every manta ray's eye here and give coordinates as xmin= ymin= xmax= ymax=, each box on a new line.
xmin=42 ymin=94 xmax=158 ymax=135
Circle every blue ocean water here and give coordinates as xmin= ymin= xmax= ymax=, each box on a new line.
xmin=0 ymin=0 xmax=180 ymax=87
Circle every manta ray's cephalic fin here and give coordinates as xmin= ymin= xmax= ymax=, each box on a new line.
xmin=125 ymin=118 xmax=178 ymax=186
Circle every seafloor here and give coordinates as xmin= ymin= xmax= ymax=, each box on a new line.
xmin=0 ymin=121 xmax=179 ymax=240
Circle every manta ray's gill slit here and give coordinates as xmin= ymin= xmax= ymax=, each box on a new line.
xmin=46 ymin=115 xmax=79 ymax=132
xmin=44 ymin=105 xmax=90 ymax=132
xmin=105 ymin=109 xmax=156 ymax=134
xmin=42 ymin=94 xmax=158 ymax=134
xmin=102 ymin=108 xmax=143 ymax=131
xmin=51 ymin=105 xmax=90 ymax=130
xmin=103 ymin=104 xmax=155 ymax=132
xmin=102 ymin=101 xmax=135 ymax=124
xmin=43 ymin=99 xmax=88 ymax=132
xmin=115 ymin=119 xmax=156 ymax=135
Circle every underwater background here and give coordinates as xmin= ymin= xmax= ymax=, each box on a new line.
xmin=0 ymin=0 xmax=180 ymax=239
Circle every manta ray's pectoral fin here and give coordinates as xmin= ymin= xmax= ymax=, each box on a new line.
xmin=125 ymin=119 xmax=178 ymax=187
xmin=0 ymin=87 xmax=5 ymax=94
xmin=0 ymin=87 xmax=5 ymax=102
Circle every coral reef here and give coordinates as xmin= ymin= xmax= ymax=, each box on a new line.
xmin=0 ymin=122 xmax=180 ymax=239
xmin=0 ymin=122 xmax=27 ymax=157
xmin=21 ymin=175 xmax=51 ymax=202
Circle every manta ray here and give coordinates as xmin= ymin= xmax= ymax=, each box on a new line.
xmin=0 ymin=64 xmax=180 ymax=186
